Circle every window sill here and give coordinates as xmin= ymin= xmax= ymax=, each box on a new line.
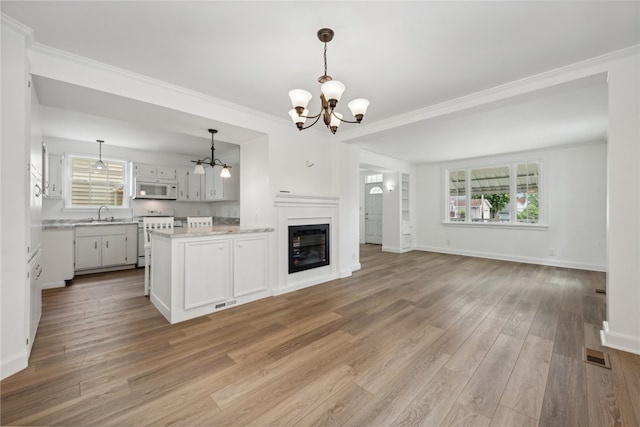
xmin=441 ymin=221 xmax=548 ymax=230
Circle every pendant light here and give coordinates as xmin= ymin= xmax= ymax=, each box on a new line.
xmin=93 ymin=140 xmax=106 ymax=170
xmin=190 ymin=129 xmax=232 ymax=177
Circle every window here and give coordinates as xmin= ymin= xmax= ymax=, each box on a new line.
xmin=516 ymin=162 xmax=539 ymax=224
xmin=470 ymin=166 xmax=510 ymax=222
xmin=67 ymin=156 xmax=128 ymax=208
xmin=369 ymin=186 xmax=383 ymax=194
xmin=445 ymin=161 xmax=541 ymax=226
xmin=365 ymin=174 xmax=383 ymax=184
xmin=448 ymin=170 xmax=465 ymax=221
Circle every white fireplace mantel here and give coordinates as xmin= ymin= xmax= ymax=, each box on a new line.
xmin=274 ymin=193 xmax=340 ymax=294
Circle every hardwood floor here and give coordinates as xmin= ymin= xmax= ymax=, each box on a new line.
xmin=2 ymin=245 xmax=638 ymax=426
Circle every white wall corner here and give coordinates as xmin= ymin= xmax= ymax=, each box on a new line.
xmin=601 ymin=321 xmax=640 ymax=355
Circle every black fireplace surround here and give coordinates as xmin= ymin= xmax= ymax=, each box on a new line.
xmin=289 ymin=224 xmax=330 ymax=274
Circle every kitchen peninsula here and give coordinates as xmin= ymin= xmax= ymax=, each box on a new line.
xmin=149 ymin=225 xmax=274 ymax=324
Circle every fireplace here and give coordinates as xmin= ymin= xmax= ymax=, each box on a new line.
xmin=289 ymin=224 xmax=330 ymax=274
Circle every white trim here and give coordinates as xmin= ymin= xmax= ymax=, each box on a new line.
xmin=382 ymin=245 xmax=403 ymax=254
xmin=415 ymin=245 xmax=606 ymax=272
xmin=0 ymin=350 xmax=28 ymax=381
xmin=601 ymin=321 xmax=640 ymax=355
xmin=441 ymin=222 xmax=549 ymax=231
xmin=340 ymin=45 xmax=640 ymax=142
xmin=41 ymin=281 xmax=66 ymax=290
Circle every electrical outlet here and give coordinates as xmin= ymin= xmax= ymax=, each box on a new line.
xmin=549 ymin=248 xmax=557 ymax=256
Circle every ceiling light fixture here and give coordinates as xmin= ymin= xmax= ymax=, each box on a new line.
xmin=93 ymin=139 xmax=106 ymax=170
xmin=288 ymin=28 xmax=370 ymax=134
xmin=191 ymin=129 xmax=231 ymax=177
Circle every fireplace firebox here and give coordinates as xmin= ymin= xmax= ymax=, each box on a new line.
xmin=289 ymin=224 xmax=330 ymax=274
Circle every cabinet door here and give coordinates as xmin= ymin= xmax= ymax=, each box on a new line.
xmin=183 ymin=239 xmax=230 ymax=309
xmin=187 ymin=170 xmax=203 ymax=201
xmin=222 ymin=163 xmax=239 ymax=201
xmin=204 ymin=168 xmax=217 ymax=201
xmin=134 ymin=163 xmax=157 ymax=179
xmin=176 ymin=168 xmax=189 ymax=201
xmin=75 ymin=236 xmax=102 ymax=270
xmin=48 ymin=154 xmax=63 ymax=198
xmin=233 ymin=235 xmax=269 ymax=297
xmin=212 ymin=170 xmax=224 ymax=200
xmin=157 ymin=166 xmax=176 ymax=180
xmin=101 ymin=235 xmax=127 ymax=266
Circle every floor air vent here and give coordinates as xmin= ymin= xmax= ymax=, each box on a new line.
xmin=214 ymin=300 xmax=237 ymax=310
xmin=582 ymin=347 xmax=611 ymax=369
xmin=595 ymin=288 xmax=606 ymax=294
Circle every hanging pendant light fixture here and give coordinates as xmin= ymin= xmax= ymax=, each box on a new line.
xmin=288 ymin=28 xmax=369 ymax=134
xmin=190 ymin=129 xmax=231 ymax=177
xmin=93 ymin=139 xmax=106 ymax=170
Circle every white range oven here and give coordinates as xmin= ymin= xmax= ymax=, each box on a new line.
xmin=133 ymin=209 xmax=183 ymax=267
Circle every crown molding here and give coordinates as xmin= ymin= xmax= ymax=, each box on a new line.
xmin=1 ymin=13 xmax=34 ymax=45
xmin=339 ymin=44 xmax=640 ymax=142
xmin=29 ymin=41 xmax=286 ymax=126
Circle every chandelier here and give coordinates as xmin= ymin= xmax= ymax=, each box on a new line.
xmin=191 ymin=129 xmax=231 ymax=177
xmin=288 ymin=28 xmax=369 ymax=134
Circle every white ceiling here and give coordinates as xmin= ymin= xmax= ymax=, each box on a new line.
xmin=2 ymin=1 xmax=638 ymax=163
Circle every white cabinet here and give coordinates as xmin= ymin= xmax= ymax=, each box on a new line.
xmin=47 ymin=153 xmax=63 ymax=198
xmin=176 ymin=167 xmax=204 ymax=202
xmin=188 ymin=169 xmax=203 ymax=201
xmin=204 ymin=165 xmax=239 ymax=201
xmin=133 ymin=163 xmax=177 ymax=181
xmin=74 ymin=224 xmax=137 ymax=272
xmin=75 ymin=236 xmax=102 ymax=270
xmin=29 ymin=169 xmax=42 ymax=260
xmin=28 ymin=251 xmax=42 ymax=351
xmin=41 ymin=228 xmax=74 ymax=288
xmin=401 ymin=173 xmax=412 ymax=250
xmin=233 ymin=235 xmax=269 ymax=298
xmin=184 ymin=239 xmax=231 ymax=309
xmin=150 ymin=231 xmax=272 ymax=324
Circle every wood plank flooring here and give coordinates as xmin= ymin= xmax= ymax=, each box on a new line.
xmin=2 ymin=245 xmax=639 ymax=426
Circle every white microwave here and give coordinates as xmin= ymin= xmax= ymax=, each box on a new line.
xmin=134 ymin=180 xmax=178 ymax=200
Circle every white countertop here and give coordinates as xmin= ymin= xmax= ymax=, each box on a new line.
xmin=149 ymin=225 xmax=274 ymax=238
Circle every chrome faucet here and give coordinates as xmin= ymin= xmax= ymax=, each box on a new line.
xmin=98 ymin=205 xmax=110 ymax=221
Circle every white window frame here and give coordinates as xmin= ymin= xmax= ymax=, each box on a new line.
xmin=442 ymin=157 xmax=546 ymax=229
xmin=63 ymin=153 xmax=131 ymax=211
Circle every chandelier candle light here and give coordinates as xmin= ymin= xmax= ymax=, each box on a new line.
xmin=191 ymin=129 xmax=231 ymax=177
xmin=288 ymin=28 xmax=370 ymax=134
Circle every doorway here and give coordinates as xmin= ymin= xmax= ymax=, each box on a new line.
xmin=365 ymin=183 xmax=383 ymax=244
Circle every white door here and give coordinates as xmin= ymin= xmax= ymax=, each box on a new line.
xmin=365 ymin=183 xmax=383 ymax=244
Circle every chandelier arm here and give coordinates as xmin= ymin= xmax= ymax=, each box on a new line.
xmin=331 ymin=110 xmax=360 ymax=124
xmin=300 ymin=114 xmax=323 ymax=130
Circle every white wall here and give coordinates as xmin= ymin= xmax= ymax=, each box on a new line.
xmin=416 ymin=141 xmax=607 ymax=271
xmin=602 ymin=54 xmax=640 ymax=354
xmin=1 ymin=22 xmax=30 ymax=379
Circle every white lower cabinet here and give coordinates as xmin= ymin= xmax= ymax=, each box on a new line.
xmin=183 ymin=239 xmax=230 ymax=309
xmin=41 ymin=228 xmax=74 ymax=288
xmin=150 ymin=231 xmax=272 ymax=324
xmin=233 ymin=235 xmax=269 ymax=298
xmin=75 ymin=224 xmax=137 ymax=272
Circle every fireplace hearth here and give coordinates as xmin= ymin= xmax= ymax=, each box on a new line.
xmin=289 ymin=224 xmax=330 ymax=274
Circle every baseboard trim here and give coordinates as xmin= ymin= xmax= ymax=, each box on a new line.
xmin=381 ymin=245 xmax=403 ymax=254
xmin=600 ymin=321 xmax=640 ymax=355
xmin=41 ymin=281 xmax=66 ymax=290
xmin=414 ymin=245 xmax=606 ymax=272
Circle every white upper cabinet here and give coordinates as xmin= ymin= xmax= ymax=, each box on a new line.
xmin=133 ymin=163 xmax=177 ymax=182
